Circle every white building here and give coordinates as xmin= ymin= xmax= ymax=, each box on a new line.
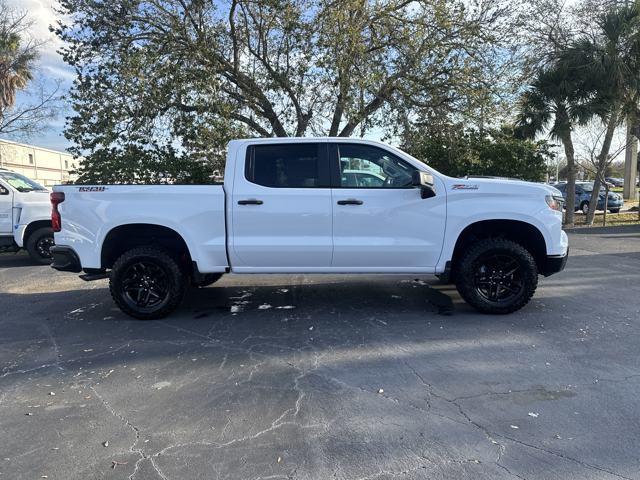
xmin=0 ymin=138 xmax=78 ymax=187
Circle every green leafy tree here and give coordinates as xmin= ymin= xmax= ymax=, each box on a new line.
xmin=55 ymin=0 xmax=514 ymax=183
xmin=403 ymin=125 xmax=552 ymax=181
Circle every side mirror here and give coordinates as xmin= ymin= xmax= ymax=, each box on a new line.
xmin=0 ymin=185 xmax=8 ymax=195
xmin=411 ymin=171 xmax=436 ymax=199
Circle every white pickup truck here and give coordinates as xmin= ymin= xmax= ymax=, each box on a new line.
xmin=51 ymin=138 xmax=568 ymax=319
xmin=0 ymin=168 xmax=55 ymax=263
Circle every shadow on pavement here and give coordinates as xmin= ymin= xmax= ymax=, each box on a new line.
xmin=0 ymin=252 xmax=44 ymax=268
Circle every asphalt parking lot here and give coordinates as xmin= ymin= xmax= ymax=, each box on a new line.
xmin=1 ymin=226 xmax=639 ymax=480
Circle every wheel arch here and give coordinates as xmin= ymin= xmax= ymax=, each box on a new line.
xmin=449 ymin=219 xmax=547 ymax=281
xmin=101 ymin=223 xmax=193 ymax=272
xmin=23 ymin=220 xmax=52 ymax=245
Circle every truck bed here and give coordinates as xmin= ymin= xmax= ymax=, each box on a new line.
xmin=53 ymin=184 xmax=228 ymax=272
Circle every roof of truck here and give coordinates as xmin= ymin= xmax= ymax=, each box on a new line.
xmin=231 ymin=137 xmax=390 ymax=145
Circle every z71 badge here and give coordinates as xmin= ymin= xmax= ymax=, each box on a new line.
xmin=452 ymin=184 xmax=479 ymax=190
xmin=78 ymin=186 xmax=106 ymax=192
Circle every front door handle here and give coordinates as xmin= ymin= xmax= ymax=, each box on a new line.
xmin=337 ymin=199 xmax=363 ymax=205
xmin=237 ymin=199 xmax=263 ymax=205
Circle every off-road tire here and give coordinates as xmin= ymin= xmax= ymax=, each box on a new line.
xmin=25 ymin=227 xmax=54 ymax=265
xmin=455 ymin=238 xmax=538 ymax=315
xmin=109 ymin=246 xmax=186 ymax=320
xmin=609 ymin=208 xmax=620 ymax=214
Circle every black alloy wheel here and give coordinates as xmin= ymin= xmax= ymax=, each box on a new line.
xmin=109 ymin=246 xmax=186 ymax=320
xmin=473 ymin=253 xmax=524 ymax=304
xmin=121 ymin=261 xmax=171 ymax=311
xmin=455 ymin=238 xmax=538 ymax=314
xmin=35 ymin=236 xmax=55 ymax=259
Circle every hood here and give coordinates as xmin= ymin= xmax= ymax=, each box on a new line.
xmin=12 ymin=189 xmax=51 ymax=208
xmin=445 ymin=176 xmax=560 ymax=197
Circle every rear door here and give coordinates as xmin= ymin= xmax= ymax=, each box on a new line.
xmin=0 ymin=180 xmax=13 ymax=235
xmin=330 ymin=143 xmax=446 ymax=270
xmin=230 ymin=142 xmax=333 ymax=270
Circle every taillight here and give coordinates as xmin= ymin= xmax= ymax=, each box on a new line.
xmin=51 ymin=192 xmax=65 ymax=232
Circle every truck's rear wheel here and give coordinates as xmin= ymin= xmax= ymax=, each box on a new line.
xmin=109 ymin=246 xmax=186 ymax=320
xmin=455 ymin=238 xmax=538 ymax=314
xmin=26 ymin=227 xmax=55 ymax=264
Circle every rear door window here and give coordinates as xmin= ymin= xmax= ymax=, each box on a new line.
xmin=246 ymin=143 xmax=329 ymax=188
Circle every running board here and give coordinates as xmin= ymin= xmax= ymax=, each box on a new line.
xmin=79 ymin=272 xmax=109 ymax=281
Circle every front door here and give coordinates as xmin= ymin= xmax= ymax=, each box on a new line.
xmin=231 ymin=142 xmax=333 ymax=270
xmin=330 ymin=143 xmax=446 ymax=270
xmin=0 ymin=181 xmax=13 ymax=235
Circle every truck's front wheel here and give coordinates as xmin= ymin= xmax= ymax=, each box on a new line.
xmin=455 ymin=238 xmax=538 ymax=314
xmin=109 ymin=246 xmax=186 ymax=320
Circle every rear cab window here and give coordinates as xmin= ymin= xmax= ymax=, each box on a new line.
xmin=245 ymin=143 xmax=330 ymax=188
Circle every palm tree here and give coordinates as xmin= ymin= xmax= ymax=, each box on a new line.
xmin=560 ymin=2 xmax=640 ymax=225
xmin=516 ymin=66 xmax=591 ymax=227
xmin=0 ymin=13 xmax=36 ymax=116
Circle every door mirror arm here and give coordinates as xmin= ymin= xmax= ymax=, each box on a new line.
xmin=411 ymin=171 xmax=436 ymax=199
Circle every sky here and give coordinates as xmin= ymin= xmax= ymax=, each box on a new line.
xmin=7 ymin=0 xmax=74 ymax=152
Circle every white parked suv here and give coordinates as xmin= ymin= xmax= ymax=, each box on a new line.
xmin=0 ymin=168 xmax=55 ymax=263
xmin=50 ymin=138 xmax=569 ymax=319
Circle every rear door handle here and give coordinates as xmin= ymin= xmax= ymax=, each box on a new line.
xmin=337 ymin=199 xmax=363 ymax=205
xmin=237 ymin=199 xmax=263 ymax=205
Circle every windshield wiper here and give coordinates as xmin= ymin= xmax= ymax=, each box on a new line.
xmin=16 ymin=187 xmax=34 ymax=192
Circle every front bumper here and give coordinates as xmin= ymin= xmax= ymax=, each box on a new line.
xmin=540 ymin=247 xmax=569 ymax=277
xmin=50 ymin=245 xmax=82 ymax=273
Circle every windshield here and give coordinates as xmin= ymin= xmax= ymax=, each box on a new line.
xmin=580 ymin=183 xmax=605 ymax=193
xmin=0 ymin=171 xmax=47 ymax=192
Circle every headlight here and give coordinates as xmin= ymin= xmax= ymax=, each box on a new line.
xmin=545 ymin=195 xmax=564 ymax=211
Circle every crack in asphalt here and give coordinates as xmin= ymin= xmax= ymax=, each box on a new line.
xmin=402 ymin=360 xmax=634 ymax=480
xmin=450 ymin=387 xmax=571 ymax=403
xmin=593 ymin=373 xmax=640 ymax=385
xmin=89 ymin=384 xmax=167 ymax=480
xmin=401 ymin=360 xmax=517 ymax=479
xmin=82 ymin=339 xmax=329 ymax=478
xmin=494 ymin=433 xmax=634 ymax=480
xmin=0 ymin=341 xmax=135 ymax=378
xmin=449 ymin=373 xmax=640 ymax=403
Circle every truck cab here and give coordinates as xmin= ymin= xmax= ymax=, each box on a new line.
xmin=0 ymin=168 xmax=54 ymax=264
